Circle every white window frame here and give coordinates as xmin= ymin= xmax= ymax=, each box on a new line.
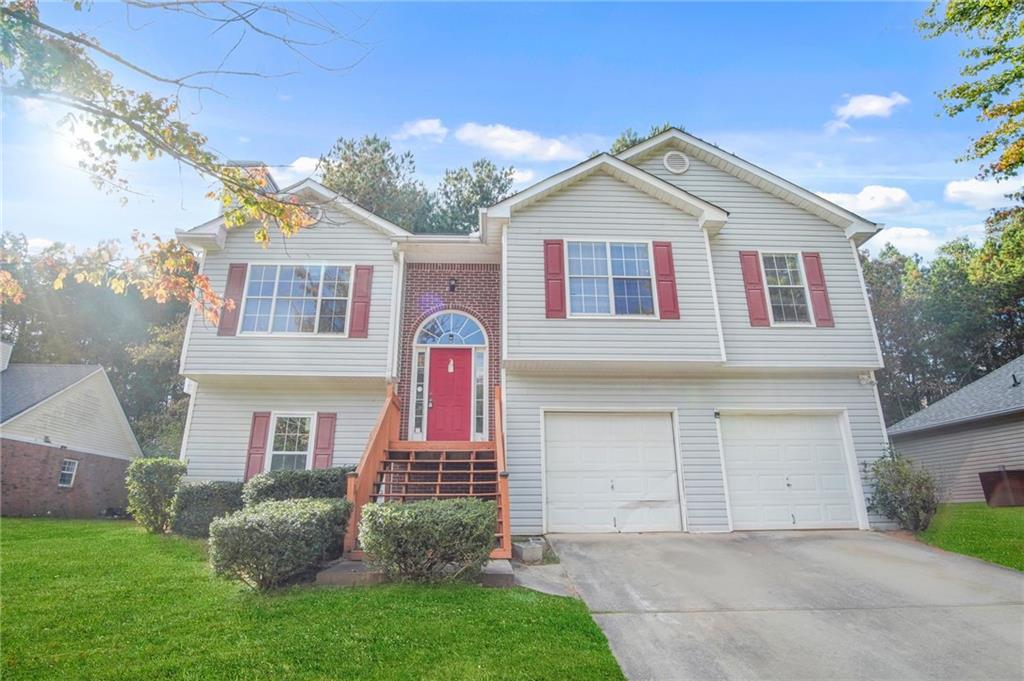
xmin=264 ymin=412 xmax=316 ymax=473
xmin=58 ymin=459 xmax=78 ymax=488
xmin=758 ymin=250 xmax=815 ymax=327
xmin=238 ymin=263 xmax=354 ymax=337
xmin=564 ymin=239 xmax=660 ymax=319
xmin=408 ymin=311 xmax=489 ymax=442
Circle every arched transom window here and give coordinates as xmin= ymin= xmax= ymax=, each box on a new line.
xmin=416 ymin=312 xmax=486 ymax=346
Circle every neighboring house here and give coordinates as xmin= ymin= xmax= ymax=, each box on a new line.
xmin=1 ymin=344 xmax=142 ymax=517
xmin=888 ymin=355 xmax=1024 ymax=503
xmin=176 ymin=128 xmax=890 ymax=544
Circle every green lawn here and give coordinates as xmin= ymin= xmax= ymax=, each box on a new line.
xmin=918 ymin=502 xmax=1024 ymax=571
xmin=1 ymin=519 xmax=623 ymax=680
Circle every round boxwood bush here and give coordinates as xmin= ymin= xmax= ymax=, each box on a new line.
xmin=359 ymin=498 xmax=497 ymax=583
xmin=868 ymin=449 xmax=939 ymax=532
xmin=125 ymin=457 xmax=187 ymax=533
xmin=209 ymin=498 xmax=352 ymax=591
xmin=171 ymin=481 xmax=245 ymax=538
xmin=242 ymin=467 xmax=353 ymax=506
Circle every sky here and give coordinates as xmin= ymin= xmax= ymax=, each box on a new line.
xmin=3 ymin=2 xmax=1019 ymax=260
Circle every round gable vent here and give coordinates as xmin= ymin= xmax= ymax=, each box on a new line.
xmin=662 ymin=150 xmax=690 ymax=174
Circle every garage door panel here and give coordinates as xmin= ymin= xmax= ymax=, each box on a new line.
xmin=544 ymin=412 xmax=682 ymax=534
xmin=721 ymin=414 xmax=859 ymax=531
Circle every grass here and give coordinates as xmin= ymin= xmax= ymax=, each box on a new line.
xmin=918 ymin=502 xmax=1024 ymax=572
xmin=1 ymin=519 xmax=623 ymax=681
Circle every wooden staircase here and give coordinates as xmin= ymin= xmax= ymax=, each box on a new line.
xmin=344 ymin=386 xmax=512 ymax=559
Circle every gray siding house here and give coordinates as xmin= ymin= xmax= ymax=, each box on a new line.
xmin=889 ymin=355 xmax=1024 ymax=503
xmin=176 ymin=128 xmax=892 ymax=540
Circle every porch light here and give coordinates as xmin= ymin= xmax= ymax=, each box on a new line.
xmin=448 ymin=277 xmax=458 ymax=292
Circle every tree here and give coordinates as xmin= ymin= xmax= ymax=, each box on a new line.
xmin=1 ymin=233 xmax=189 ymax=455
xmin=319 ymin=135 xmax=435 ymax=230
xmin=863 ymin=235 xmax=1024 ymax=425
xmin=429 ymin=159 xmax=515 ymax=234
xmin=609 ymin=122 xmax=681 ymax=155
xmin=2 ymin=1 xmax=363 ymax=314
xmin=320 ymin=138 xmax=515 ymax=234
xmin=920 ymin=0 xmax=1024 ymax=181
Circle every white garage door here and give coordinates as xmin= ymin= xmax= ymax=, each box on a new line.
xmin=720 ymin=413 xmax=860 ymax=530
xmin=545 ymin=412 xmax=682 ymax=533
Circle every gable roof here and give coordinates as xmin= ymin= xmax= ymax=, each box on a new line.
xmin=176 ymin=178 xmax=411 ymax=251
xmin=487 ymin=153 xmax=729 ymax=234
xmin=1 ymin=364 xmax=103 ymax=423
xmin=616 ymin=128 xmax=881 ymax=244
xmin=888 ymin=355 xmax=1024 ymax=438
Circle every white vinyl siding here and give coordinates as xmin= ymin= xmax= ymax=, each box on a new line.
xmin=892 ymin=414 xmax=1024 ymax=503
xmin=634 ymin=150 xmax=881 ymax=368
xmin=181 ymin=208 xmax=395 ymax=377
xmin=504 ymin=371 xmax=887 ymax=535
xmin=2 ymin=371 xmax=141 ymax=460
xmin=505 ymin=171 xmax=722 ymax=362
xmin=181 ymin=379 xmax=384 ymax=481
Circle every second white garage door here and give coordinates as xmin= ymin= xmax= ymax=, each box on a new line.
xmin=720 ymin=413 xmax=861 ymax=530
xmin=544 ymin=412 xmax=682 ymax=533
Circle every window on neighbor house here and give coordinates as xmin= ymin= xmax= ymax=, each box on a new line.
xmin=567 ymin=241 xmax=655 ymax=316
xmin=269 ymin=415 xmax=312 ymax=471
xmin=240 ymin=264 xmax=351 ymax=334
xmin=761 ymin=253 xmax=811 ymax=324
xmin=58 ymin=459 xmax=78 ymax=488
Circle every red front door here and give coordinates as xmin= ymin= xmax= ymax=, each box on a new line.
xmin=427 ymin=347 xmax=472 ymax=440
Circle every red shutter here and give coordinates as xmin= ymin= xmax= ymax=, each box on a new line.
xmin=802 ymin=252 xmax=835 ymax=327
xmin=217 ymin=263 xmax=248 ymax=336
xmin=348 ymin=265 xmax=373 ymax=338
xmin=244 ymin=412 xmax=271 ymax=481
xmin=739 ymin=251 xmax=770 ymax=327
xmin=312 ymin=412 xmax=336 ymax=470
xmin=543 ymin=240 xmax=566 ymax=319
xmin=652 ymin=241 xmax=680 ymax=320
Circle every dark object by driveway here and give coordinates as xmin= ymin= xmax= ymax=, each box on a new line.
xmin=980 ymin=468 xmax=1024 ymax=507
xmin=550 ymin=531 xmax=1024 ymax=681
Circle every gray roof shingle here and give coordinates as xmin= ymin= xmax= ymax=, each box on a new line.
xmin=888 ymin=355 xmax=1024 ymax=437
xmin=1 ymin=364 xmax=103 ymax=423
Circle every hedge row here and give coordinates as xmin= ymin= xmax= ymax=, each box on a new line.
xmin=209 ymin=498 xmax=352 ymax=591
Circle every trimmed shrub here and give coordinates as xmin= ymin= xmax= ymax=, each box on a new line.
xmin=359 ymin=498 xmax=497 ymax=583
xmin=242 ymin=467 xmax=353 ymax=506
xmin=868 ymin=450 xmax=939 ymax=532
xmin=125 ymin=457 xmax=187 ymax=533
xmin=209 ymin=498 xmax=351 ymax=591
xmin=171 ymin=481 xmax=245 ymax=538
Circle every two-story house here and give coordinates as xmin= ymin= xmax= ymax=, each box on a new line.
xmin=176 ymin=129 xmax=889 ymax=551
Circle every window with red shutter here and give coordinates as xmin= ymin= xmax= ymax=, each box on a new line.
xmin=738 ymin=251 xmax=770 ymax=327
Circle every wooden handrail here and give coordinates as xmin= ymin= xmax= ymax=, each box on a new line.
xmin=492 ymin=385 xmax=512 ymax=559
xmin=344 ymin=384 xmax=402 ymax=554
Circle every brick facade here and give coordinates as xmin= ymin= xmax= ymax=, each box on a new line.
xmin=1 ymin=439 xmax=130 ymax=518
xmin=397 ymin=263 xmax=501 ymax=439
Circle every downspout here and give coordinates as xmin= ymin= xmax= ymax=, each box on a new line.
xmin=386 ymin=246 xmax=406 ymax=383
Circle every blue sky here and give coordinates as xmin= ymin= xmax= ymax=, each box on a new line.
xmin=4 ymin=2 xmax=1020 ymax=259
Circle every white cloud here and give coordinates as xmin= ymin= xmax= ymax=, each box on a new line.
xmin=393 ymin=118 xmax=448 ymax=143
xmin=271 ymin=156 xmax=320 ymax=187
xmin=869 ymin=223 xmax=985 ymax=260
xmin=512 ymin=168 xmax=536 ymax=186
xmin=238 ymin=136 xmax=251 ymax=144
xmin=944 ymin=177 xmax=1023 ymax=210
xmin=277 ymin=93 xmax=293 ymax=102
xmin=26 ymin=237 xmax=54 ymax=254
xmin=817 ymin=185 xmax=914 ymax=214
xmin=455 ymin=123 xmax=587 ymax=161
xmin=826 ymin=92 xmax=909 ymax=134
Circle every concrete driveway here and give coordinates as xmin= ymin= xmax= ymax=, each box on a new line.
xmin=548 ymin=531 xmax=1024 ymax=681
